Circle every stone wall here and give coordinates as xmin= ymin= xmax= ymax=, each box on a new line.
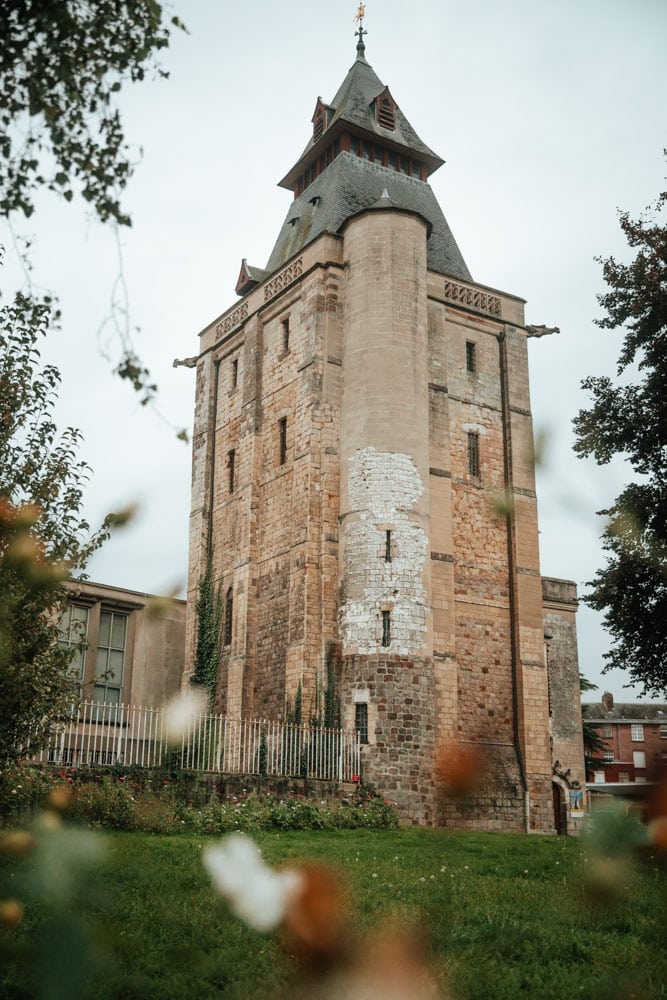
xmin=543 ymin=576 xmax=586 ymax=816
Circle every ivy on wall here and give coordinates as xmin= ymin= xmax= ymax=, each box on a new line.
xmin=191 ymin=556 xmax=222 ymax=708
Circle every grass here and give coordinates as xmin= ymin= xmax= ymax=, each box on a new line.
xmin=1 ymin=826 xmax=666 ymax=999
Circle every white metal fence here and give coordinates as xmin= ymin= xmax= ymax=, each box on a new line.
xmin=28 ymin=700 xmax=361 ymax=782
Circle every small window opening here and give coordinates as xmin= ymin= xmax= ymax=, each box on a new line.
xmin=224 ymin=588 xmax=233 ymax=646
xmin=378 ymin=96 xmax=396 ymax=130
xmin=278 ymin=417 xmax=287 ymax=466
xmin=281 ymin=317 xmax=290 ymax=353
xmin=231 ymin=357 xmax=238 ymax=388
xmin=467 ymin=432 xmax=480 ymax=478
xmin=466 ymin=341 xmax=477 ymax=373
xmin=227 ymin=449 xmax=235 ymax=493
xmin=355 ymin=703 xmax=369 ymax=744
xmin=384 ymin=530 xmax=392 ymax=562
xmin=381 ymin=610 xmax=391 ymax=647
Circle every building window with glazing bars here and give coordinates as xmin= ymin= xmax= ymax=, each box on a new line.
xmin=58 ymin=604 xmax=89 ymax=688
xmin=94 ymin=611 xmax=126 ymax=705
xmin=631 ymin=724 xmax=644 ymax=741
xmin=466 ymin=340 xmax=477 ymax=373
xmin=355 ymin=703 xmax=369 ymax=744
xmin=231 ymin=357 xmax=238 ymax=389
xmin=467 ymin=431 xmax=480 ymax=477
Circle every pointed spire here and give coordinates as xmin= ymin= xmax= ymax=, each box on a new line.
xmin=354 ymin=3 xmax=367 ymax=60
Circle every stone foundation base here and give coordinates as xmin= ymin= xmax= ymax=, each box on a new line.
xmin=342 ymin=654 xmax=438 ymax=825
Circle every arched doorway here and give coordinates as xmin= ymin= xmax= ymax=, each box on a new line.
xmin=552 ymin=781 xmax=566 ymax=835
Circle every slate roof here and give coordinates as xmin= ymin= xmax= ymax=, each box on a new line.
xmin=265 ymin=151 xmax=471 ymax=281
xmin=582 ymin=702 xmax=667 ymax=721
xmin=285 ymin=46 xmax=443 ymax=178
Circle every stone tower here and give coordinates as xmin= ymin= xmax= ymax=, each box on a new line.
xmin=185 ymin=29 xmax=586 ymax=831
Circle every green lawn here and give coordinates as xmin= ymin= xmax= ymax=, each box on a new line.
xmin=2 ymin=827 xmax=666 ymax=999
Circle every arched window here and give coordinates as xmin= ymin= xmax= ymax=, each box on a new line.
xmin=224 ymin=587 xmax=233 ymax=646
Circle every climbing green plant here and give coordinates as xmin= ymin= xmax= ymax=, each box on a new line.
xmin=191 ymin=556 xmax=222 ymax=708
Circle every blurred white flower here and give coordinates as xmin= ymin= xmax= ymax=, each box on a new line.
xmin=164 ymin=688 xmax=208 ymax=743
xmin=203 ymin=833 xmax=302 ymax=933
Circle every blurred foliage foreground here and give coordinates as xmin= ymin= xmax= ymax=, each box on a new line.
xmin=0 ymin=777 xmax=666 ymax=1000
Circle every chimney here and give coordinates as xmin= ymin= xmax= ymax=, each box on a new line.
xmin=601 ymin=692 xmax=614 ymax=712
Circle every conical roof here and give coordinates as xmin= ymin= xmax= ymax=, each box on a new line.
xmin=263 ymin=38 xmax=471 ymax=283
xmin=279 ymin=46 xmax=443 ymax=191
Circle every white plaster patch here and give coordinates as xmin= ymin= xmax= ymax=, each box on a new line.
xmin=341 ymin=447 xmax=428 ymax=656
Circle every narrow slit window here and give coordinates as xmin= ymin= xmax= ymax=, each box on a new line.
xmin=224 ymin=588 xmax=233 ymax=646
xmin=381 ymin=610 xmax=391 ymax=647
xmin=231 ymin=357 xmax=238 ymax=388
xmin=278 ymin=417 xmax=287 ymax=466
xmin=355 ymin=703 xmax=369 ymax=744
xmin=385 ymin=530 xmax=392 ymax=562
xmin=467 ymin=432 xmax=480 ymax=478
xmin=466 ymin=341 xmax=477 ymax=373
xmin=281 ymin=317 xmax=290 ymax=352
xmin=228 ymin=449 xmax=235 ymax=493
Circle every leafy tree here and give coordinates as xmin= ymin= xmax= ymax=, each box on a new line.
xmin=1 ymin=1 xmax=183 ymax=226
xmin=574 ymin=176 xmax=667 ymax=697
xmin=0 ymin=293 xmax=112 ymax=763
xmin=1 ymin=1 xmax=185 ymax=403
xmin=579 ymin=674 xmax=609 ymax=775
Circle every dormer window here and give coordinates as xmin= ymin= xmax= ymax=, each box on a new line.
xmin=311 ymin=98 xmax=332 ymax=141
xmin=376 ymin=87 xmax=397 ymax=131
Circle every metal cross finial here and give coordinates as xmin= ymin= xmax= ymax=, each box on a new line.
xmin=354 ymin=4 xmax=367 ymax=52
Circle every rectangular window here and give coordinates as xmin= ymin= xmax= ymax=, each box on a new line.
xmin=660 ymin=725 xmax=667 ymax=739
xmin=94 ymin=611 xmax=126 ymax=705
xmin=618 ymin=771 xmax=630 ymax=783
xmin=466 ymin=340 xmax=477 ymax=373
xmin=633 ymin=750 xmax=646 ymax=769
xmin=281 ymin=317 xmax=290 ymax=352
xmin=228 ymin=449 xmax=235 ymax=493
xmin=58 ymin=604 xmax=89 ymax=683
xmin=231 ymin=358 xmax=238 ymax=389
xmin=355 ymin=703 xmax=369 ymax=744
xmin=593 ymin=771 xmax=605 ymax=784
xmin=602 ymin=725 xmax=613 ymax=737
xmin=385 ymin=529 xmax=392 ymax=563
xmin=278 ymin=417 xmax=287 ymax=466
xmin=603 ymin=751 xmax=614 ymax=762
xmin=224 ymin=588 xmax=233 ymax=647
xmin=467 ymin=432 xmax=480 ymax=477
xmin=381 ymin=610 xmax=391 ymax=647
xmin=631 ymin=724 xmax=644 ymax=741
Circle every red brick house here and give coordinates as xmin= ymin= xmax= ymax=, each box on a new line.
xmin=582 ymin=693 xmax=667 ymax=795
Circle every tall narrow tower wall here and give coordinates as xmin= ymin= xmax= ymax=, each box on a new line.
xmin=339 ymin=207 xmax=437 ymax=823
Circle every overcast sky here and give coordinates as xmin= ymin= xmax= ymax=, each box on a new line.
xmin=3 ymin=1 xmax=666 ymax=701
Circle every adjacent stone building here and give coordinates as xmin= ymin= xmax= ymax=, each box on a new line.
xmin=185 ymin=29 xmax=585 ymax=831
